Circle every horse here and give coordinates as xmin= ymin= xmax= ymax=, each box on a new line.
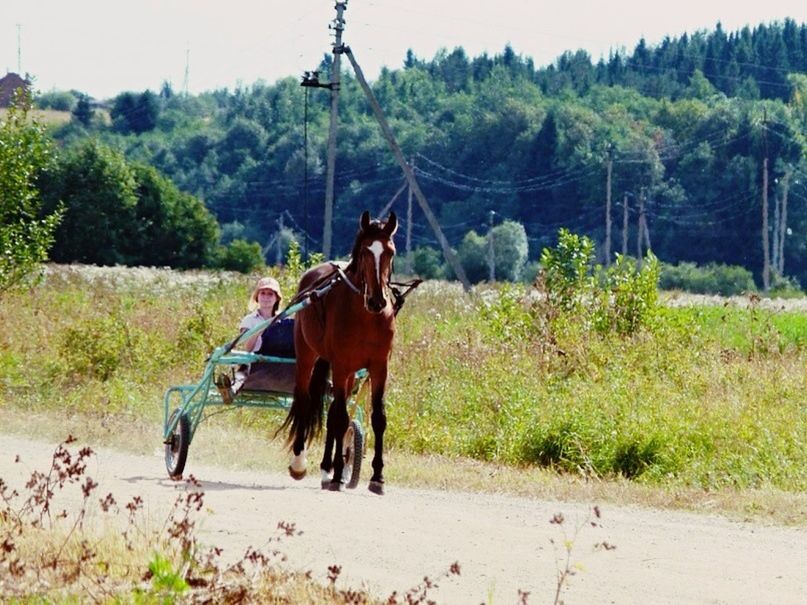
xmin=280 ymin=210 xmax=398 ymax=495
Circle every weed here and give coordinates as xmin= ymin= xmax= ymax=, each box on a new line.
xmin=549 ymin=506 xmax=615 ymax=605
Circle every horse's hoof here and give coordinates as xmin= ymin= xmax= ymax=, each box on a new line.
xmin=288 ymin=466 xmax=307 ymax=481
xmin=327 ymin=480 xmax=343 ymax=492
xmin=368 ymin=481 xmax=385 ymax=495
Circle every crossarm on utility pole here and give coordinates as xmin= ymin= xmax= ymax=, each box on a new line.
xmin=343 ymin=45 xmax=472 ymax=292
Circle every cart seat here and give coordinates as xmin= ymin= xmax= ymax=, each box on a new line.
xmin=240 ymin=317 xmax=297 ymax=395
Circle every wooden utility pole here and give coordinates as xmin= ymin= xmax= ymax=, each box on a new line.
xmin=761 ymin=110 xmax=770 ymax=291
xmin=322 ymin=1 xmax=347 ymax=258
xmin=622 ymin=193 xmax=629 ymax=256
xmin=773 ymin=180 xmax=781 ymax=275
xmin=343 ymin=45 xmax=472 ymax=291
xmin=406 ymin=157 xmax=414 ymax=274
xmin=16 ymin=24 xmax=22 ymax=73
xmin=487 ymin=210 xmax=496 ymax=282
xmin=636 ymin=190 xmax=645 ymax=268
xmin=643 ymin=196 xmax=652 ymax=252
xmin=604 ymin=145 xmax=613 ymax=266
xmin=778 ymin=168 xmax=791 ymax=275
xmin=276 ymin=214 xmax=284 ymax=266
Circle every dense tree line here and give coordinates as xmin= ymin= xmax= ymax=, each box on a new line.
xmin=45 ymin=20 xmax=806 ymax=286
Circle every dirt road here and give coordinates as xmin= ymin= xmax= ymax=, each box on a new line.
xmin=1 ymin=434 xmax=804 ymax=604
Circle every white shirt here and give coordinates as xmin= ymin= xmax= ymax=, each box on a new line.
xmin=239 ymin=311 xmax=272 ymax=352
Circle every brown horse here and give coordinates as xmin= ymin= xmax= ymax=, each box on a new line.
xmin=281 ymin=210 xmax=398 ymax=494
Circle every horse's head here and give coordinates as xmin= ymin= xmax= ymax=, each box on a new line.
xmin=349 ymin=210 xmax=398 ymax=314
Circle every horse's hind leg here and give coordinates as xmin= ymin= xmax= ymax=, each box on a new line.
xmin=325 ymin=366 xmax=350 ymax=491
xmin=368 ymin=363 xmax=388 ymax=495
xmin=285 ymin=347 xmax=318 ymax=480
xmin=304 ymin=358 xmax=334 ymax=487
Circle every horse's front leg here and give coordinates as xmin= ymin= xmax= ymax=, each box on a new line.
xmin=325 ymin=366 xmax=351 ymax=491
xmin=368 ymin=363 xmax=388 ymax=495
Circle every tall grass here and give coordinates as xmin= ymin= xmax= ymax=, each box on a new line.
xmin=1 ymin=264 xmax=805 ymax=493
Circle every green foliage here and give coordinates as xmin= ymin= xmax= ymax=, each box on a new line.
xmin=130 ymin=163 xmax=220 ymax=268
xmin=59 ymin=316 xmax=137 ymax=381
xmin=279 ymin=239 xmax=324 ymax=297
xmin=595 ymin=254 xmax=661 ymax=335
xmin=35 ymin=90 xmax=77 ymax=111
xmin=457 ymin=230 xmax=488 ymax=283
xmin=46 ymin=22 xmax=807 ymax=287
xmin=40 ymin=140 xmax=140 ymax=264
xmin=215 ymin=239 xmax=264 ymax=274
xmin=411 ymin=246 xmax=445 ymax=280
xmin=137 ymin=553 xmax=188 ymax=601
xmin=539 ymin=228 xmax=596 ymax=313
xmin=111 ymin=90 xmax=160 ymax=134
xmin=490 ymin=219 xmax=529 ymax=281
xmin=0 ymin=90 xmax=62 ymax=297
xmin=539 ymin=230 xmax=660 ymax=335
xmin=71 ymin=93 xmax=93 ymax=126
xmin=39 ymin=141 xmax=219 ymax=268
xmin=660 ymin=262 xmax=757 ymax=295
xmin=477 ymin=283 xmax=538 ymax=342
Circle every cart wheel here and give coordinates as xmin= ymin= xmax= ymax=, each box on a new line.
xmin=342 ymin=420 xmax=364 ymax=489
xmin=164 ymin=409 xmax=190 ymax=480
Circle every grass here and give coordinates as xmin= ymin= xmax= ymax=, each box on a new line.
xmin=1 ymin=265 xmax=806 ymax=527
xmin=0 ymin=107 xmax=71 ymax=125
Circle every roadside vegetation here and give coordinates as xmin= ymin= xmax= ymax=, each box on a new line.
xmin=1 ymin=234 xmax=805 ymax=526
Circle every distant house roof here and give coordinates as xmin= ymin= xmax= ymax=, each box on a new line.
xmin=0 ymin=72 xmax=30 ymax=107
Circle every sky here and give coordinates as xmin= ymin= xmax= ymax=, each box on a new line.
xmin=1 ymin=1 xmax=805 ymax=100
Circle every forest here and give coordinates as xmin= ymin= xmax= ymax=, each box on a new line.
xmin=34 ymin=19 xmax=807 ymax=288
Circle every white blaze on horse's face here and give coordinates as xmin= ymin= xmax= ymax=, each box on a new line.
xmin=367 ymin=240 xmax=384 ymax=286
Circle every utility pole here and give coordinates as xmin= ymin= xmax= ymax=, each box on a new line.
xmin=322 ymin=0 xmax=347 ymax=258
xmin=16 ymin=24 xmax=22 ymax=73
xmin=276 ymin=214 xmax=284 ymax=266
xmin=773 ymin=178 xmax=781 ymax=276
xmin=487 ymin=210 xmax=496 ymax=282
xmin=637 ymin=189 xmax=646 ymax=269
xmin=778 ymin=167 xmax=792 ymax=275
xmin=343 ymin=45 xmax=472 ymax=291
xmin=762 ymin=110 xmax=770 ymax=292
xmin=622 ymin=193 xmax=629 ymax=256
xmin=182 ymin=46 xmax=190 ymax=96
xmin=406 ymin=157 xmax=414 ymax=274
xmin=604 ymin=144 xmax=613 ymax=267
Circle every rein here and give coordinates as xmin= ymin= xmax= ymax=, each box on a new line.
xmin=332 ymin=262 xmax=362 ymax=296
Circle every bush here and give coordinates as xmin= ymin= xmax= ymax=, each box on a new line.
xmin=539 ymin=229 xmax=660 ymax=336
xmin=215 ymin=239 xmax=264 ymax=273
xmin=411 ymin=246 xmax=445 ymax=280
xmin=595 ymin=254 xmax=660 ymax=335
xmin=660 ymin=262 xmax=757 ymax=295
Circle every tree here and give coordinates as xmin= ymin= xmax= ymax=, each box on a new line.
xmin=0 ymin=91 xmax=62 ymax=296
xmin=128 ymin=163 xmax=220 ymax=268
xmin=456 ymin=230 xmax=488 ymax=283
xmin=216 ymin=239 xmax=264 ymax=273
xmin=490 ymin=220 xmax=529 ymax=281
xmin=111 ymin=90 xmax=160 ymax=134
xmin=39 ymin=141 xmax=139 ymax=265
xmin=71 ymin=93 xmax=93 ymax=126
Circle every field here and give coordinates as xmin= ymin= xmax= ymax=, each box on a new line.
xmin=0 ymin=107 xmax=71 ymax=125
xmin=1 ymin=264 xmax=805 ymax=520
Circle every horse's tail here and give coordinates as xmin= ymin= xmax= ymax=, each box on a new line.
xmin=278 ymin=358 xmax=330 ymax=449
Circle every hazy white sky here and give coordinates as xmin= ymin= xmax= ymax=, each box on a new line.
xmin=1 ymin=1 xmax=805 ymax=100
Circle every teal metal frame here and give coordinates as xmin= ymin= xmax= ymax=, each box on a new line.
xmin=162 ymin=289 xmax=368 ymax=450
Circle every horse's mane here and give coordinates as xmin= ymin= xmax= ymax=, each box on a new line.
xmin=345 ymin=218 xmax=391 ymax=273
